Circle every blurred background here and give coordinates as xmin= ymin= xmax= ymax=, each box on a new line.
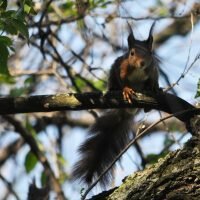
xmin=0 ymin=0 xmax=200 ymax=199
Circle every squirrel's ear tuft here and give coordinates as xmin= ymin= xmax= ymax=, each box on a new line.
xmin=127 ymin=21 xmax=135 ymax=49
xmin=128 ymin=32 xmax=135 ymax=49
xmin=146 ymin=35 xmax=153 ymax=50
xmin=146 ymin=21 xmax=156 ymax=50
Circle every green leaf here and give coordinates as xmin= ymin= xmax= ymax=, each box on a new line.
xmin=23 ymin=0 xmax=37 ymax=15
xmin=24 ymin=4 xmax=31 ymax=14
xmin=24 ymin=76 xmax=34 ymax=86
xmin=158 ymin=7 xmax=168 ymax=16
xmin=15 ymin=8 xmax=26 ymax=21
xmin=0 ymin=20 xmax=4 ymax=30
xmin=23 ymin=0 xmax=35 ymax=8
xmin=75 ymin=76 xmax=86 ymax=89
xmin=3 ymin=19 xmax=18 ymax=35
xmin=195 ymin=78 xmax=200 ymax=98
xmin=0 ymin=42 xmax=9 ymax=75
xmin=0 ymin=36 xmax=12 ymax=46
xmin=0 ymin=37 xmax=13 ymax=71
xmin=29 ymin=7 xmax=37 ymax=15
xmin=25 ymin=151 xmax=38 ymax=173
xmin=25 ymin=119 xmax=37 ymax=137
xmin=10 ymin=87 xmax=27 ymax=97
xmin=10 ymin=77 xmax=34 ymax=96
xmin=12 ymin=18 xmax=29 ymax=39
xmin=93 ymin=79 xmax=106 ymax=90
xmin=0 ymin=74 xmax=15 ymax=84
xmin=1 ymin=10 xmax=16 ymax=18
xmin=0 ymin=0 xmax=7 ymax=11
xmin=41 ymin=171 xmax=47 ymax=186
xmin=61 ymin=2 xmax=74 ymax=9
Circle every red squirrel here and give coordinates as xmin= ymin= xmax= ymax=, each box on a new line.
xmin=72 ymin=23 xmax=160 ymax=187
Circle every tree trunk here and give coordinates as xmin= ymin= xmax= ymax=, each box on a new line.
xmin=89 ymin=116 xmax=200 ymax=200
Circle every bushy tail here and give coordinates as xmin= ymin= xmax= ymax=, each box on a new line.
xmin=72 ymin=109 xmax=133 ymax=187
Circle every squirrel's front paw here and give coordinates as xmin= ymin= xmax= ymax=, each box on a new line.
xmin=123 ymin=86 xmax=135 ymax=103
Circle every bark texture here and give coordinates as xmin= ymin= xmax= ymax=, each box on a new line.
xmin=89 ymin=116 xmax=200 ymax=200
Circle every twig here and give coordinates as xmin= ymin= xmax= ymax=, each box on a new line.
xmin=0 ymin=139 xmax=24 ymax=166
xmin=50 ymin=30 xmax=105 ymax=90
xmin=0 ymin=174 xmax=20 ymax=200
xmin=164 ymin=13 xmax=200 ymax=92
xmin=159 ymin=132 xmax=187 ymax=155
xmin=47 ymin=37 xmax=80 ymax=91
xmin=119 ymin=14 xmax=190 ymax=21
xmin=3 ymin=116 xmax=66 ymax=200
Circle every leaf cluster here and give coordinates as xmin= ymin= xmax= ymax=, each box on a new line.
xmin=0 ymin=0 xmax=36 ymax=78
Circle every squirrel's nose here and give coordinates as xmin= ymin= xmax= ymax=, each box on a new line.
xmin=140 ymin=61 xmax=145 ymax=67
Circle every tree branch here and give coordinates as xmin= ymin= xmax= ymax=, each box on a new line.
xmin=0 ymin=91 xmax=198 ymax=125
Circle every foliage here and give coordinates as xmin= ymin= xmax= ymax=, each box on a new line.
xmin=0 ymin=0 xmax=35 ymax=79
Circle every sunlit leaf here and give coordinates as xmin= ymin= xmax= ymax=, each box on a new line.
xmin=23 ymin=3 xmax=37 ymax=15
xmin=158 ymin=7 xmax=168 ymax=16
xmin=75 ymin=76 xmax=87 ymax=89
xmin=93 ymin=79 xmax=106 ymax=90
xmin=24 ymin=4 xmax=31 ymax=14
xmin=0 ymin=74 xmax=15 ymax=84
xmin=25 ymin=151 xmax=38 ymax=173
